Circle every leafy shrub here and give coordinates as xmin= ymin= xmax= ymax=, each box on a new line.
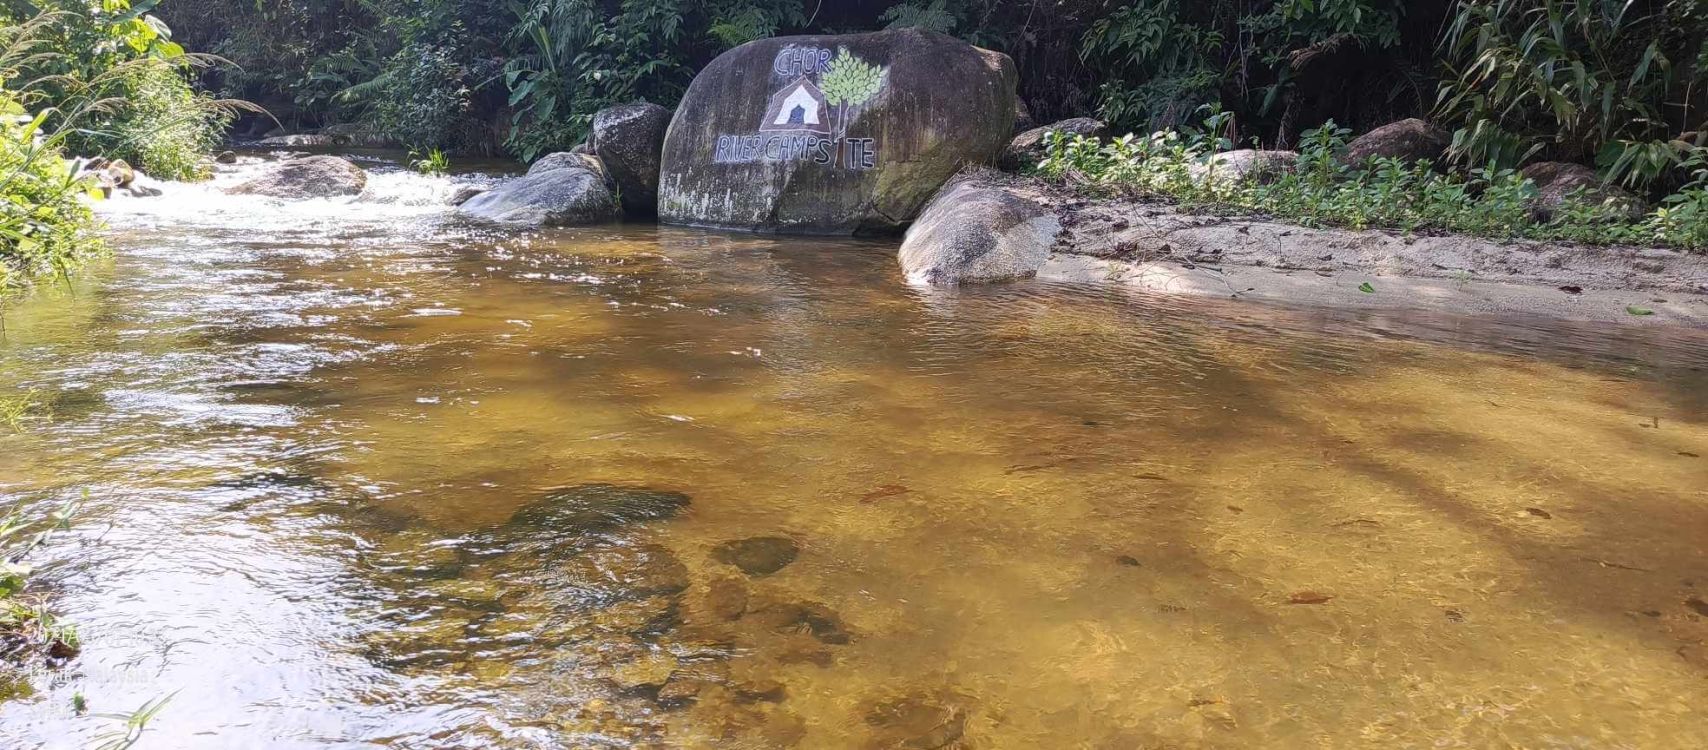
xmin=369 ymin=44 xmax=472 ymax=150
xmin=1437 ymin=0 xmax=1707 ymax=189
xmin=68 ymin=58 xmax=231 ymax=182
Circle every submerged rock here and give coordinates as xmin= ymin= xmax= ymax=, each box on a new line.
xmin=898 ymin=178 xmax=1060 ymax=285
xmin=658 ymin=28 xmax=1017 ymax=234
xmin=745 ymin=598 xmax=852 ymax=644
xmin=509 ymin=483 xmax=692 ymax=533
xmin=704 ymin=576 xmax=751 ymax=620
xmin=999 ymin=117 xmax=1108 ymax=171
xmin=459 ymin=155 xmax=622 ymax=226
xmin=1344 ymin=118 xmax=1449 ymax=168
xmin=446 ymin=185 xmax=487 ymax=206
xmin=229 ymin=155 xmax=368 ymax=199
xmin=559 ymin=542 xmax=692 ymax=600
xmin=863 ymin=693 xmax=967 ymax=750
xmin=712 ymin=536 xmax=800 ymax=577
xmin=591 ymin=103 xmax=672 ymax=216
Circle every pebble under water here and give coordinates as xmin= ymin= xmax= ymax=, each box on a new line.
xmin=1 ymin=155 xmax=1707 ymax=748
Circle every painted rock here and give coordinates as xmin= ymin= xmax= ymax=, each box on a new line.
xmin=658 ymin=28 xmax=1017 ymax=234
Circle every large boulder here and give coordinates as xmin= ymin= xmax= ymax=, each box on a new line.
xmin=1344 ymin=118 xmax=1450 ymax=169
xmin=1520 ymin=162 xmax=1645 ymax=220
xmin=999 ymin=117 xmax=1108 ymax=171
xmin=460 ymin=154 xmax=621 ymax=226
xmin=658 ymin=28 xmax=1017 ymax=234
xmin=228 ymin=155 xmax=367 ymax=199
xmin=590 ymin=103 xmax=671 ymax=217
xmin=897 ymin=177 xmax=1061 ymax=285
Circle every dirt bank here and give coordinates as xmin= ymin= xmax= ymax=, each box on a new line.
xmin=998 ymin=175 xmax=1708 ymax=325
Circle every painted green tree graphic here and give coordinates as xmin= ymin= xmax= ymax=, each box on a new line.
xmin=820 ymin=48 xmax=885 ymax=140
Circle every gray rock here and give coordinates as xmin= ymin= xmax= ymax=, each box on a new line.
xmin=712 ymin=536 xmax=800 ymax=577
xmin=460 ymin=156 xmax=621 ymax=226
xmin=1344 ymin=118 xmax=1450 ymax=169
xmin=228 ymin=155 xmax=368 ymax=199
xmin=999 ymin=117 xmax=1108 ymax=171
xmin=1013 ymin=98 xmax=1037 ymax=134
xmin=527 ymin=151 xmax=606 ymax=177
xmin=215 ymin=151 xmax=238 ymax=164
xmin=659 ymin=28 xmax=1018 ymax=234
xmin=446 ymin=185 xmax=487 ymax=206
xmin=1189 ymin=149 xmax=1298 ymax=188
xmin=591 ymin=103 xmax=672 ymax=216
xmin=898 ymin=178 xmax=1061 ymax=285
xmin=509 ymin=483 xmax=691 ymax=534
xmin=256 ymin=134 xmax=337 ymax=148
xmin=1520 ymin=162 xmax=1646 ymax=220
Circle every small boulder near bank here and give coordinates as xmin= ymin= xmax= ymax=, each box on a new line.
xmin=460 ymin=154 xmax=621 ymax=227
xmin=999 ymin=117 xmax=1108 ymax=171
xmin=590 ymin=103 xmax=671 ymax=217
xmin=658 ymin=28 xmax=1018 ymax=234
xmin=1343 ymin=118 xmax=1449 ymax=169
xmin=229 ymin=155 xmax=368 ymax=199
xmin=1520 ymin=162 xmax=1646 ymax=221
xmin=898 ymin=177 xmax=1061 ymax=285
xmin=1189 ymin=149 xmax=1298 ymax=189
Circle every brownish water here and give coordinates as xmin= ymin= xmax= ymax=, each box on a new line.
xmin=1 ymin=160 xmax=1706 ymax=748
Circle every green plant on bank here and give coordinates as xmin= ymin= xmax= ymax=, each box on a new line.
xmin=408 ymin=146 xmax=450 ymax=175
xmin=1038 ymin=115 xmax=1708 ymax=252
xmin=3 ymin=1 xmax=237 ymax=181
xmin=1437 ymin=0 xmax=1707 ymax=189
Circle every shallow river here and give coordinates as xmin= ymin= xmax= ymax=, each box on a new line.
xmin=2 ymin=156 xmax=1706 ymax=748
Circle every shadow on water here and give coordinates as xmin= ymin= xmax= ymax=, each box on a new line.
xmin=1 ymin=167 xmax=1706 ymax=747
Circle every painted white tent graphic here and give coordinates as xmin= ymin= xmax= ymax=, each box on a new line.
xmin=760 ymin=77 xmax=830 ymax=135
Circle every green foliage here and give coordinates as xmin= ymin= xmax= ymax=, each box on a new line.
xmin=1083 ymin=0 xmax=1407 ymax=136
xmin=3 ymin=1 xmax=234 ymax=181
xmin=370 ymin=44 xmax=472 ymax=151
xmin=1437 ymin=0 xmax=1707 ymax=188
xmin=881 ymin=1 xmax=958 ymax=33
xmin=408 ymin=146 xmax=450 ymax=175
xmin=1040 ymin=113 xmax=1708 ymax=252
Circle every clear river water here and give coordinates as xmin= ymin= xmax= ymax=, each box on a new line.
xmin=1 ymin=155 xmax=1706 ymax=748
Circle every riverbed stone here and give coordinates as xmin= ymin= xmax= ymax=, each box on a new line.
xmin=1520 ymin=161 xmax=1646 ymax=220
xmin=658 ymin=28 xmax=1018 ymax=234
xmin=705 ymin=576 xmax=751 ymax=620
xmin=459 ymin=156 xmax=622 ymax=226
xmin=229 ymin=155 xmax=368 ymax=199
xmin=560 ymin=542 xmax=691 ymax=600
xmin=898 ymin=178 xmax=1060 ymax=285
xmin=712 ymin=536 xmax=800 ymax=577
xmin=510 ymin=484 xmax=692 ymax=534
xmin=863 ymin=693 xmax=967 ymax=750
xmin=1344 ymin=118 xmax=1449 ymax=168
xmin=745 ymin=598 xmax=852 ymax=644
xmin=999 ymin=117 xmax=1108 ymax=171
xmin=591 ymin=103 xmax=671 ymax=217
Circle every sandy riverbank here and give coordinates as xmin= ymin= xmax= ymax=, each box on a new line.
xmin=995 ymin=175 xmax=1708 ymax=325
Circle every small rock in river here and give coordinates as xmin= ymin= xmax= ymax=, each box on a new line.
xmin=705 ymin=576 xmax=750 ymax=621
xmin=863 ymin=693 xmax=967 ymax=750
xmin=713 ymin=536 xmax=800 ymax=577
xmin=509 ymin=484 xmax=691 ymax=534
xmin=1686 ymin=597 xmax=1708 ymax=617
xmin=610 ymin=651 xmax=678 ymax=691
xmin=1115 ymin=555 xmax=1141 ymax=568
xmin=560 ymin=542 xmax=691 ymax=600
xmin=746 ymin=599 xmax=851 ymax=644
